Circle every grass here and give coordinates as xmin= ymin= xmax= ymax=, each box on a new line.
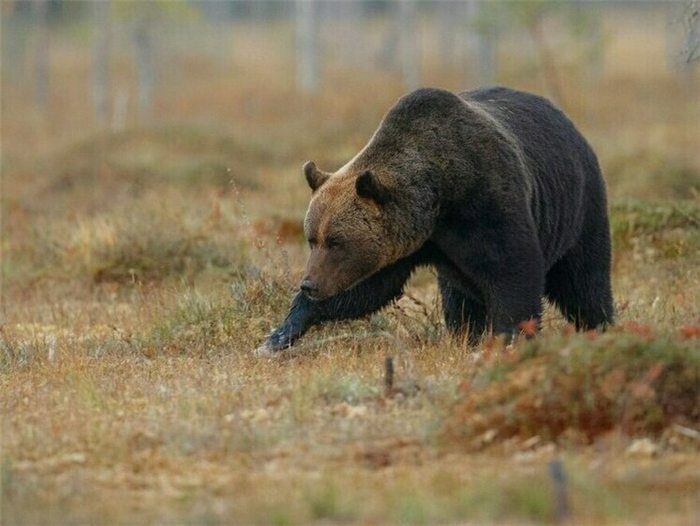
xmin=611 ymin=200 xmax=700 ymax=255
xmin=2 ymin=6 xmax=700 ymax=526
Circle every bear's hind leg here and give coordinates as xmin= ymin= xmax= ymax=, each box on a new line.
xmin=438 ymin=273 xmax=487 ymax=344
xmin=545 ymin=245 xmax=614 ymax=331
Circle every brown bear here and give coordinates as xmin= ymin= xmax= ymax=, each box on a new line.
xmin=257 ymin=86 xmax=614 ymax=354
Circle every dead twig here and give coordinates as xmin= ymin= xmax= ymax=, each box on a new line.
xmin=384 ymin=356 xmax=394 ymax=398
xmin=549 ymin=458 xmax=571 ymax=523
xmin=672 ymin=424 xmax=700 ymax=440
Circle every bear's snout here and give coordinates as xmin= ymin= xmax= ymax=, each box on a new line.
xmin=300 ymin=277 xmax=320 ymax=299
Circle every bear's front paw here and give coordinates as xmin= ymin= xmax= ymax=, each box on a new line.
xmin=254 ymin=326 xmax=294 ymax=357
xmin=253 ymin=340 xmax=276 ymax=358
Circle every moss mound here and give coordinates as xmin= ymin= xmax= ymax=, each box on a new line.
xmin=443 ymin=330 xmax=700 ymax=450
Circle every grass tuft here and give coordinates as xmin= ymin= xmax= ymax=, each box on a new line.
xmin=81 ymin=213 xmax=237 ymax=285
xmin=135 ymin=265 xmax=293 ymax=357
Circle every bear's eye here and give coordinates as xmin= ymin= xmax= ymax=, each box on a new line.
xmin=308 ymin=238 xmax=318 ymax=249
xmin=326 ymin=237 xmax=343 ymax=250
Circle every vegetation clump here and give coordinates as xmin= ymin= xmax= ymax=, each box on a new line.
xmin=610 ymin=200 xmax=700 ymax=255
xmin=42 ymin=126 xmax=263 ymax=193
xmin=136 ymin=266 xmax=293 ymax=357
xmin=444 ymin=330 xmax=700 ymax=449
xmin=81 ymin=211 xmax=235 ymax=285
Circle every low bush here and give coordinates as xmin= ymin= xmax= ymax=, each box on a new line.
xmin=443 ymin=329 xmax=700 ymax=449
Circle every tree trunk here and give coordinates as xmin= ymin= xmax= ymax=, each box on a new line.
xmin=133 ymin=14 xmax=155 ymax=121
xmin=4 ymin=3 xmax=30 ymax=82
xmin=200 ymin=0 xmax=230 ymax=21
xmin=475 ymin=1 xmax=497 ymax=86
xmin=92 ymin=0 xmax=111 ymax=125
xmin=588 ymin=19 xmax=604 ymax=81
xmin=665 ymin=0 xmax=697 ymax=80
xmin=200 ymin=0 xmax=231 ymax=64
xmin=529 ymin=15 xmax=564 ymax=107
xmin=33 ymin=0 xmax=50 ymax=112
xmin=296 ymin=0 xmax=320 ymax=94
xmin=336 ymin=0 xmax=364 ymax=68
xmin=683 ymin=0 xmax=700 ymax=66
xmin=398 ymin=0 xmax=419 ymax=90
xmin=438 ymin=0 xmax=456 ymax=68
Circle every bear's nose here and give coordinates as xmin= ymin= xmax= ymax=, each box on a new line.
xmin=300 ymin=279 xmax=318 ymax=297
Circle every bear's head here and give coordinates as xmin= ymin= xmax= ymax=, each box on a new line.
xmin=299 ymin=160 xmax=433 ymax=300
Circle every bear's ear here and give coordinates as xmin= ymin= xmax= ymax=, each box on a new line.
xmin=356 ymin=171 xmax=390 ymax=205
xmin=303 ymin=161 xmax=330 ymax=192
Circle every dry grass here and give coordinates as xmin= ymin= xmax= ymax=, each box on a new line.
xmin=2 ymin=7 xmax=700 ymax=526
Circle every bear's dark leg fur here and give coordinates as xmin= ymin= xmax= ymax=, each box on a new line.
xmin=545 ymin=213 xmax=614 ymax=330
xmin=433 ymin=212 xmax=545 ymax=338
xmin=260 ymin=248 xmax=431 ymax=353
xmin=486 ymin=277 xmax=545 ymax=336
xmin=438 ymin=273 xmax=487 ymax=344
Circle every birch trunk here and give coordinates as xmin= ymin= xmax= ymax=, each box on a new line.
xmin=438 ymin=0 xmax=456 ymax=68
xmin=398 ymin=0 xmax=419 ymax=90
xmin=476 ymin=1 xmax=497 ymax=86
xmin=296 ymin=0 xmax=320 ymax=94
xmin=134 ymin=13 xmax=155 ymax=121
xmin=33 ymin=0 xmax=50 ymax=112
xmin=92 ymin=0 xmax=111 ymax=124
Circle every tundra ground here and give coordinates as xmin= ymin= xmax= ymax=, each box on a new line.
xmin=2 ymin=13 xmax=699 ymax=526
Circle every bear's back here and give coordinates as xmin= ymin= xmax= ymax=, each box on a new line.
xmin=460 ymin=86 xmax=605 ymax=265
xmin=459 ymin=87 xmax=592 ymax=173
xmin=459 ymin=87 xmax=599 ymax=183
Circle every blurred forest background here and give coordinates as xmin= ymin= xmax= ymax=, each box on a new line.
xmin=2 ymin=2 xmax=700 ymax=525
xmin=2 ymin=0 xmax=699 ymax=194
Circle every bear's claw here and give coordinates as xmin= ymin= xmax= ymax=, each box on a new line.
xmin=253 ymin=340 xmax=276 ymax=358
xmin=254 ymin=326 xmax=294 ymax=357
